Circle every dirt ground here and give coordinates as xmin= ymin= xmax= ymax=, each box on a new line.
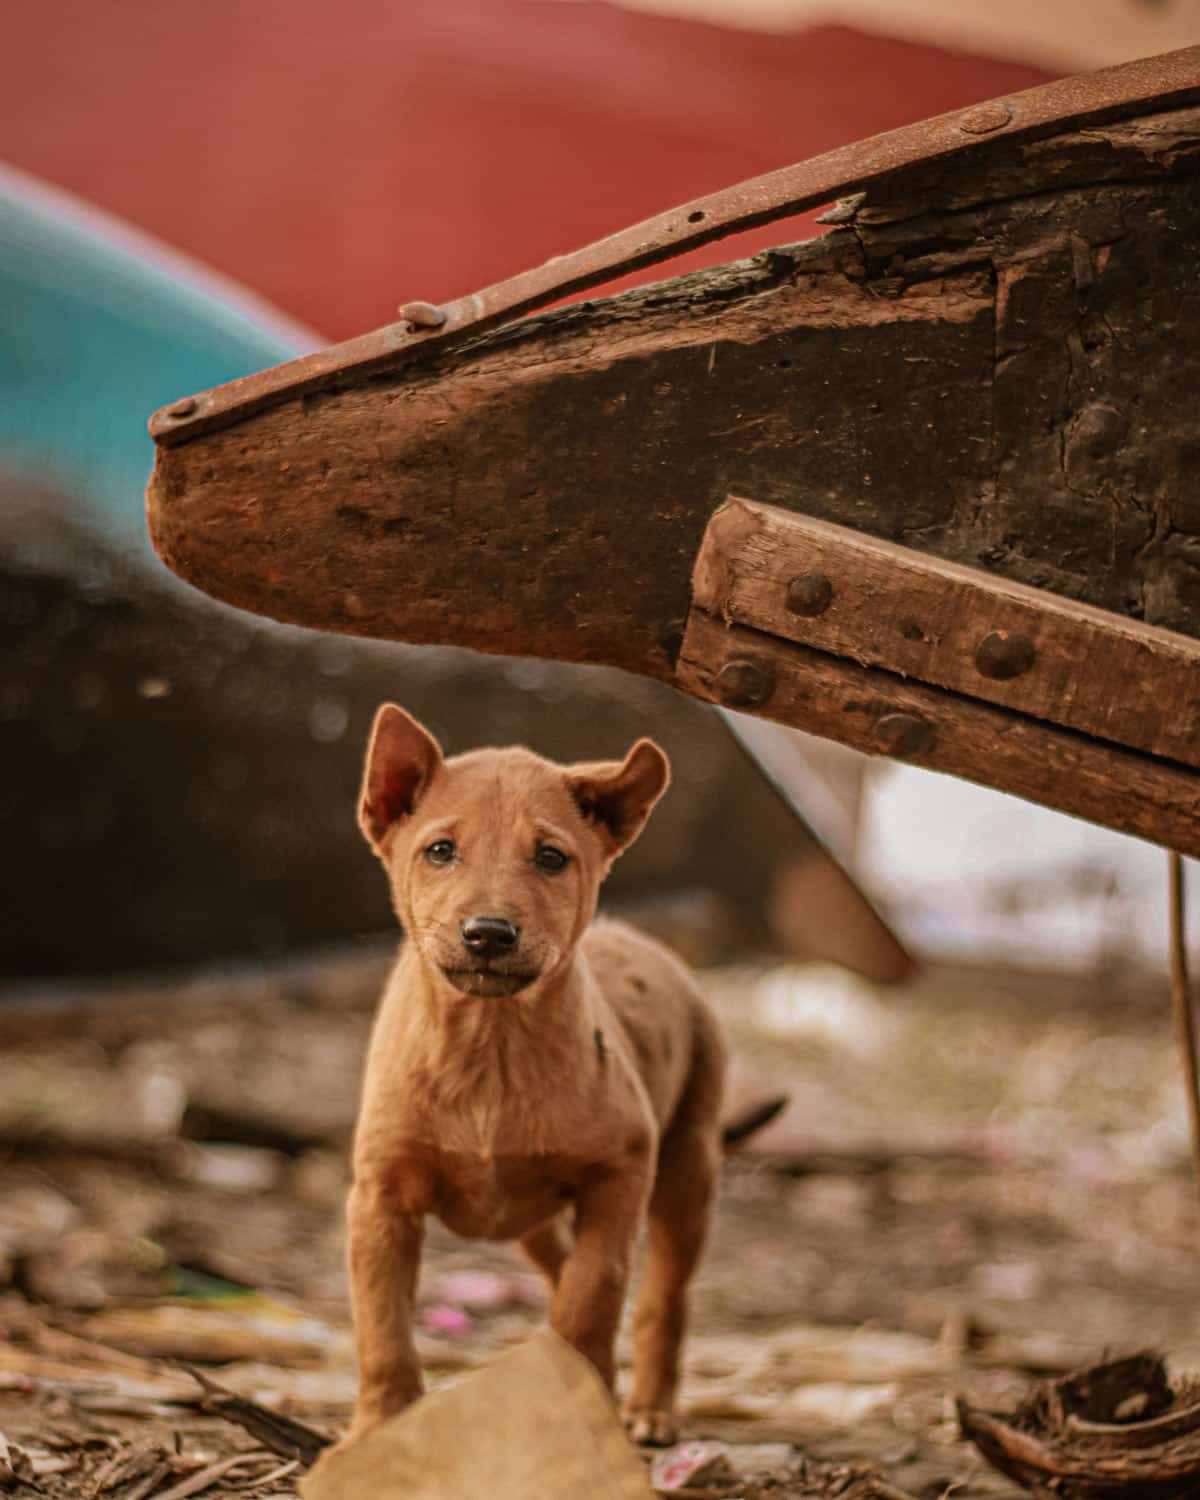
xmin=0 ymin=942 xmax=1196 ymax=1498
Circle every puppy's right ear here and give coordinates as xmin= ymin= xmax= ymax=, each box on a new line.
xmin=358 ymin=704 xmax=443 ymax=853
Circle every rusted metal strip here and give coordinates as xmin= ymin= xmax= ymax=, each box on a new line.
xmin=150 ymin=45 xmax=1200 ymax=446
xmin=696 ymin=498 xmax=1200 ymax=770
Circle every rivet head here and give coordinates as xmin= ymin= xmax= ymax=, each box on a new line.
xmin=873 ymin=711 xmax=935 ymax=758
xmin=975 ymin=630 xmax=1036 ymax=680
xmin=715 ymin=658 xmax=775 ymax=710
xmin=959 ymin=102 xmax=1012 ymax=135
xmin=786 ymin=571 xmax=833 ymax=617
xmin=399 ymin=300 xmax=447 ymax=329
xmin=167 ymin=397 xmax=197 ymax=419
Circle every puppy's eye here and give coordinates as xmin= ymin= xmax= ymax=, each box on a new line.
xmin=425 ymin=839 xmax=456 ymax=866
xmin=534 ymin=845 xmax=569 ymax=874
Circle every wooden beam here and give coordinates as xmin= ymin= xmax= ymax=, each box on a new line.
xmin=696 ymin=497 xmax=1200 ymax=769
xmin=146 ymin=104 xmax=1200 ymax=680
xmin=677 ymin=608 xmax=1200 ymax=858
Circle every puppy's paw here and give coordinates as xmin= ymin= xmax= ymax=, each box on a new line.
xmin=621 ymin=1403 xmax=678 ymax=1446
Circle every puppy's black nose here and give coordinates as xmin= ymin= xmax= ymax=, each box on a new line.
xmin=461 ymin=915 xmax=520 ymax=958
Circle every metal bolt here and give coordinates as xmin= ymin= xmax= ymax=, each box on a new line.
xmin=873 ymin=711 xmax=935 ymax=758
xmin=959 ymin=102 xmax=1013 ymax=135
xmin=786 ymin=571 xmax=833 ymax=617
xmin=400 ymin=300 xmax=447 ymax=329
xmin=975 ymin=630 xmax=1036 ymax=680
xmin=167 ymin=397 xmax=197 ymax=420
xmin=715 ymin=658 xmax=775 ymax=710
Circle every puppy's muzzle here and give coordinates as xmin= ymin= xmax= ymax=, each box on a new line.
xmin=442 ymin=915 xmax=536 ymax=997
xmin=461 ymin=915 xmax=520 ymax=958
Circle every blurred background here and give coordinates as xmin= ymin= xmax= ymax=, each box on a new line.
xmin=5 ymin=0 xmax=1200 ymax=985
xmin=4 ymin=6 xmax=1200 ymax=1494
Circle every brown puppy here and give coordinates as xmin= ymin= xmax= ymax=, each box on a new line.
xmin=345 ymin=704 xmax=728 ymax=1447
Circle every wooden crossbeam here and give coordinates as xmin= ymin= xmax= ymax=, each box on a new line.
xmin=679 ymin=498 xmax=1200 ymax=856
xmin=695 ymin=498 xmax=1200 ymax=770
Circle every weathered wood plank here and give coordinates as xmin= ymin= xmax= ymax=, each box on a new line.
xmin=695 ymin=497 xmax=1200 ymax=768
xmin=147 ymin=103 xmax=1200 ymax=683
xmin=677 ymin=608 xmax=1200 ymax=858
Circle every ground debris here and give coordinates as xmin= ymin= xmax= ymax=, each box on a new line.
xmin=302 ymin=1332 xmax=654 ymax=1500
xmin=1 ymin=953 xmax=1198 ymax=1497
xmin=958 ymin=1352 xmax=1200 ymax=1499
xmin=0 ymin=1429 xmax=36 ymax=1490
xmin=140 ymin=1450 xmax=288 ymax=1500
xmin=87 ymin=1442 xmax=172 ymax=1498
xmin=651 ymin=1440 xmax=921 ymax=1500
xmin=183 ymin=1366 xmax=331 ymax=1468
xmin=652 ymin=1438 xmax=734 ymax=1491
xmin=75 ymin=1298 xmax=344 ymax=1368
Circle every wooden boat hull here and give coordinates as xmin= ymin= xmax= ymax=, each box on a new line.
xmin=147 ymin=52 xmax=1200 ymax=853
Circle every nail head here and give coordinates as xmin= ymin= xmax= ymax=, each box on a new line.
xmin=786 ymin=571 xmax=833 ymax=617
xmin=975 ymin=630 xmax=1036 ymax=680
xmin=874 ymin=711 xmax=935 ymax=758
xmin=400 ymin=301 xmax=447 ymax=329
xmin=959 ymin=102 xmax=1013 ymax=135
xmin=715 ymin=658 xmax=775 ymax=710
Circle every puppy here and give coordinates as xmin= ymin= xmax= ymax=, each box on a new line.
xmin=346 ymin=703 xmax=729 ymax=1447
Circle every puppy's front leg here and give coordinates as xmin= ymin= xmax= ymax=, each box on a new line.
xmin=346 ymin=1176 xmax=425 ymax=1439
xmin=550 ymin=1167 xmax=649 ymax=1389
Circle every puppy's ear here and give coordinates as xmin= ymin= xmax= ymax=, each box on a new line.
xmin=359 ymin=704 xmax=443 ymax=852
xmin=567 ymin=738 xmax=670 ymax=857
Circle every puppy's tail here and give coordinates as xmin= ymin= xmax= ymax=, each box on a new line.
xmin=721 ymin=1095 xmax=789 ymax=1151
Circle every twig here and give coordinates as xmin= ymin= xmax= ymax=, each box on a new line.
xmin=145 ymin=1452 xmax=275 ymax=1500
xmin=181 ymin=1365 xmax=332 ymax=1467
xmin=254 ymin=1458 xmax=301 ymax=1486
xmin=1168 ymin=851 xmax=1200 ymax=1199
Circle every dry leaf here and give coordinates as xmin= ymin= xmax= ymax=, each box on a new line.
xmin=301 ymin=1331 xmax=654 ymax=1500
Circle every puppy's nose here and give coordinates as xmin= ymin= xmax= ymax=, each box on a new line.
xmin=461 ymin=915 xmax=520 ymax=958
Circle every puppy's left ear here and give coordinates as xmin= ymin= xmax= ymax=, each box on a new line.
xmin=567 ymin=738 xmax=670 ymax=857
xmin=359 ymin=703 xmax=443 ymax=853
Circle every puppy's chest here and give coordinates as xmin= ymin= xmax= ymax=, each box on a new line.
xmin=365 ymin=1007 xmax=653 ymax=1237
xmin=430 ymin=1149 xmax=592 ymax=1240
xmin=415 ymin=1079 xmax=648 ymax=1240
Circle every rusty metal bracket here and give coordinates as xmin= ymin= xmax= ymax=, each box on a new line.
xmin=150 ymin=45 xmax=1200 ymax=446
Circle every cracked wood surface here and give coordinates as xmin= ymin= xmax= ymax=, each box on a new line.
xmin=147 ymin=105 xmax=1200 ymax=689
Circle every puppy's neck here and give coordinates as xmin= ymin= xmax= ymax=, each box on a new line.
xmin=382 ymin=942 xmax=599 ymax=1152
xmin=402 ymin=939 xmax=594 ymax=1054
